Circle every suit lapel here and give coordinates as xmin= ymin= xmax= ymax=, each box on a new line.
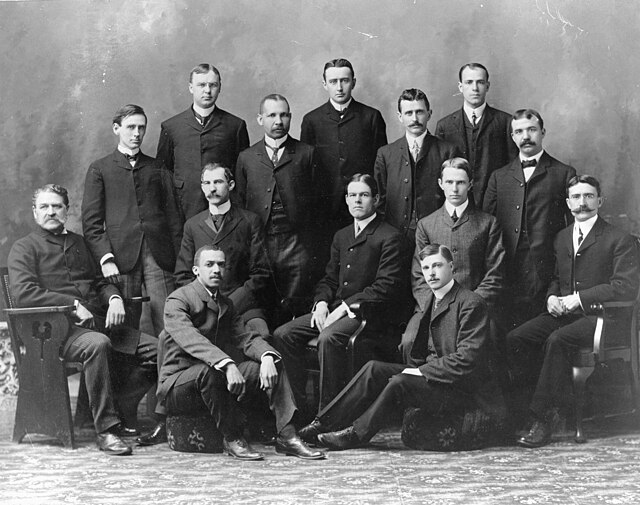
xmin=254 ymin=140 xmax=275 ymax=170
xmin=508 ymin=158 xmax=524 ymax=184
xmin=112 ymin=149 xmax=133 ymax=171
xmin=203 ymin=108 xmax=223 ymax=133
xmin=198 ymin=214 xmax=220 ymax=240
xmin=453 ymin=206 xmax=470 ymax=229
xmin=323 ymin=101 xmax=340 ymax=123
xmin=213 ymin=206 xmax=242 ymax=243
xmin=274 ymin=138 xmax=294 ymax=171
xmin=576 ymin=217 xmax=602 ymax=254
xmin=476 ymin=105 xmax=495 ymax=137
xmin=417 ymin=134 xmax=436 ymax=164
xmin=350 ymin=215 xmax=380 ymax=247
xmin=528 ymin=152 xmax=550 ymax=183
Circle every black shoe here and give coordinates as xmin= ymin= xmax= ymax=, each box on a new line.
xmin=517 ymin=420 xmax=553 ymax=448
xmin=96 ymin=432 xmax=133 ymax=456
xmin=317 ymin=426 xmax=362 ymax=451
xmin=298 ymin=418 xmax=328 ymax=446
xmin=275 ymin=434 xmax=326 ymax=460
xmin=136 ymin=422 xmax=167 ymax=446
xmin=111 ymin=423 xmax=139 ymax=438
xmin=223 ymin=437 xmax=264 ymax=460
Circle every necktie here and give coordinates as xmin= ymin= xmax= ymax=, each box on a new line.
xmin=195 ymin=111 xmax=210 ymax=126
xmin=451 ymin=210 xmax=458 ymax=223
xmin=355 ymin=223 xmax=361 ymax=237
xmin=471 ymin=112 xmax=477 ymax=127
xmin=125 ymin=153 xmax=137 ymax=166
xmin=521 ymin=159 xmax=537 ymax=168
xmin=339 ymin=107 xmax=348 ymax=118
xmin=412 ymin=140 xmax=420 ymax=161
xmin=212 ymin=214 xmax=224 ymax=229
xmin=433 ymin=297 xmax=441 ymax=311
xmin=270 ymin=146 xmax=279 ymax=166
xmin=577 ymin=227 xmax=584 ymax=246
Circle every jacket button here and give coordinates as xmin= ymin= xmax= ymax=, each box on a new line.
xmin=349 ymin=248 xmax=353 ymax=252
xmin=343 ymin=281 xmax=348 ymax=286
xmin=404 ymin=178 xmax=409 ymax=183
xmin=267 ymin=188 xmax=271 ymax=192
xmin=516 ymin=205 xmax=520 ymax=210
xmin=264 ymin=205 xmax=268 ymax=209
xmin=346 ymin=264 xmax=351 ymax=268
xmin=404 ymin=196 xmax=409 ymax=201
xmin=520 ymin=183 xmax=524 ymax=187
xmin=515 ymin=228 xmax=519 ymax=233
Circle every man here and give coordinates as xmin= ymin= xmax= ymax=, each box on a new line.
xmin=8 ymin=184 xmax=159 ymax=455
xmin=157 ymin=245 xmax=324 ymax=460
xmin=507 ymin=175 xmax=639 ymax=448
xmin=435 ymin=63 xmax=517 ymax=206
xmin=400 ymin=158 xmax=505 ymax=363
xmin=174 ymin=162 xmax=271 ymax=338
xmin=298 ymin=244 xmax=505 ymax=450
xmin=374 ymin=89 xmax=459 ymax=240
xmin=82 ymin=104 xmax=183 ymax=336
xmin=483 ymin=109 xmax=576 ymax=330
xmin=301 ymin=58 xmax=387 ymax=232
xmin=274 ymin=174 xmax=404 ymax=411
xmin=156 ymin=63 xmax=250 ymax=220
xmin=235 ymin=94 xmax=319 ymax=323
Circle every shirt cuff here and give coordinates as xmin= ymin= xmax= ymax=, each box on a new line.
xmin=401 ymin=368 xmax=424 ymax=377
xmin=340 ymin=301 xmax=356 ymax=319
xmin=108 ymin=295 xmax=123 ymax=304
xmin=260 ymin=351 xmax=281 ymax=364
xmin=100 ymin=253 xmax=115 ymax=265
xmin=213 ymin=358 xmax=234 ymax=371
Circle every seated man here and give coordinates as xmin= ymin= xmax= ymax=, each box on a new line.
xmin=274 ymin=174 xmax=404 ymax=411
xmin=8 ymin=184 xmax=159 ymax=455
xmin=299 ymin=244 xmax=506 ymax=450
xmin=507 ymin=175 xmax=639 ymax=448
xmin=157 ymin=244 xmax=324 ymax=460
xmin=174 ymin=162 xmax=271 ymax=338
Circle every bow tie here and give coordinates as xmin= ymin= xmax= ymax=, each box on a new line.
xmin=521 ymin=159 xmax=537 ymax=168
xmin=339 ymin=107 xmax=348 ymax=118
xmin=125 ymin=153 xmax=138 ymax=162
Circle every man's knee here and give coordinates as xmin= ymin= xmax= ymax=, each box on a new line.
xmin=81 ymin=331 xmax=112 ymax=356
xmin=317 ymin=329 xmax=348 ymax=349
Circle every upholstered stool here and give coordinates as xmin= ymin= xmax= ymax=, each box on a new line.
xmin=166 ymin=414 xmax=223 ymax=453
xmin=401 ymin=408 xmax=507 ymax=451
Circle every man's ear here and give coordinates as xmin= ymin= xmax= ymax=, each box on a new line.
xmin=192 ymin=265 xmax=199 ymax=277
xmin=228 ymin=180 xmax=236 ymax=191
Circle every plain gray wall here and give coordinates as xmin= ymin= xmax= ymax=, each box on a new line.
xmin=1 ymin=0 xmax=639 ymax=264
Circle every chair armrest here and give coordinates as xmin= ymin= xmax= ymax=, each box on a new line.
xmin=3 ymin=305 xmax=75 ymax=315
xmin=589 ymin=301 xmax=637 ymax=361
xmin=349 ymin=301 xmax=387 ymax=322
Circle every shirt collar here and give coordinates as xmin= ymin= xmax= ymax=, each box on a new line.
xmin=355 ymin=212 xmax=377 ymax=233
xmin=118 ymin=145 xmax=140 ymax=157
xmin=264 ymin=135 xmax=289 ymax=149
xmin=209 ymin=200 xmax=231 ymax=216
xmin=330 ymin=98 xmax=352 ymax=112
xmin=444 ymin=199 xmax=469 ymax=218
xmin=197 ymin=278 xmax=218 ymax=298
xmin=433 ymin=279 xmax=455 ymax=301
xmin=193 ymin=103 xmax=216 ymax=118
xmin=519 ymin=149 xmax=545 ymax=164
xmin=575 ymin=214 xmax=598 ymax=237
xmin=463 ymin=102 xmax=487 ymax=123
xmin=405 ymin=130 xmax=428 ymax=148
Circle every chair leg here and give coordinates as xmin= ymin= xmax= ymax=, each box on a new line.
xmin=573 ymin=365 xmax=595 ymax=443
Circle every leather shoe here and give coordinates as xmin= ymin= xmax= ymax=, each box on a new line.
xmin=275 ymin=434 xmax=325 ymax=460
xmin=317 ymin=426 xmax=362 ymax=451
xmin=223 ymin=437 xmax=264 ymax=461
xmin=136 ymin=422 xmax=167 ymax=446
xmin=111 ymin=423 xmax=138 ymax=438
xmin=517 ymin=420 xmax=553 ymax=448
xmin=96 ymin=432 xmax=132 ymax=456
xmin=298 ymin=418 xmax=328 ymax=446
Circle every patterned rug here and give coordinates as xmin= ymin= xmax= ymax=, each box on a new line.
xmin=1 ymin=399 xmax=639 ymax=505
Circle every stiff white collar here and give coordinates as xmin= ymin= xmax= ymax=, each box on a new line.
xmin=209 ymin=200 xmax=231 ymax=216
xmin=433 ymin=279 xmax=455 ymax=301
xmin=444 ymin=199 xmax=469 ymax=218
xmin=463 ymin=102 xmax=487 ymax=123
xmin=354 ymin=212 xmax=377 ymax=234
xmin=193 ymin=103 xmax=215 ymax=117
xmin=118 ymin=145 xmax=140 ymax=156
xmin=330 ymin=98 xmax=352 ymax=112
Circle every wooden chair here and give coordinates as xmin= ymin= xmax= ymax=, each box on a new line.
xmin=572 ymin=299 xmax=639 ymax=443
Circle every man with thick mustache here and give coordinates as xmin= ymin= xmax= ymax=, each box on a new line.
xmin=483 ymin=109 xmax=576 ymax=331
xmin=506 ymin=175 xmax=638 ymax=447
xmin=374 ymin=88 xmax=459 ymax=243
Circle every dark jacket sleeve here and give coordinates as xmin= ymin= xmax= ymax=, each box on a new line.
xmin=160 ymin=164 xmax=185 ymax=255
xmin=482 ymin=171 xmax=498 ymax=215
xmin=156 ymin=123 xmax=175 ymax=173
xmin=313 ymin=233 xmax=340 ymax=305
xmin=373 ymin=147 xmax=389 ymax=218
xmin=474 ymin=217 xmax=506 ymax=306
xmin=174 ymin=221 xmax=196 ymax=287
xmin=81 ymin=163 xmax=112 ymax=263
xmin=372 ymin=110 xmax=388 ymax=152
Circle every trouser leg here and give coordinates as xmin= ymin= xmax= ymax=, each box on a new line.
xmin=139 ymin=239 xmax=175 ymax=336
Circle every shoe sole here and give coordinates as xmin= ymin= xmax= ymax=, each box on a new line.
xmin=275 ymin=448 xmax=326 ymax=460
xmin=223 ymin=449 xmax=264 ymax=461
xmin=99 ymin=447 xmax=132 ymax=456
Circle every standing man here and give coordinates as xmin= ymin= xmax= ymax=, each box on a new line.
xmin=235 ymin=94 xmax=319 ymax=324
xmin=435 ymin=63 xmax=517 ymax=206
xmin=174 ymin=162 xmax=271 ymax=338
xmin=158 ymin=245 xmax=324 ymax=460
xmin=401 ymin=158 xmax=505 ymax=363
xmin=157 ymin=63 xmax=250 ymax=220
xmin=274 ymin=174 xmax=404 ymax=411
xmin=483 ymin=109 xmax=576 ymax=330
xmin=298 ymin=244 xmax=505 ymax=451
xmin=374 ymin=89 xmax=459 ymax=240
xmin=301 ymin=58 xmax=387 ymax=232
xmin=82 ymin=104 xmax=183 ymax=336
xmin=9 ymin=184 xmax=160 ymax=455
xmin=507 ymin=175 xmax=639 ymax=447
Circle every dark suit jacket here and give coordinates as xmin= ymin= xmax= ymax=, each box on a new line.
xmin=7 ymin=228 xmax=138 ymax=354
xmin=157 ymin=280 xmax=276 ymax=402
xmin=412 ymin=204 xmax=505 ymax=311
xmin=174 ymin=206 xmax=270 ymax=320
xmin=483 ymin=151 xmax=576 ymax=285
xmin=435 ymin=105 xmax=517 ymax=206
xmin=301 ymin=100 xmax=387 ymax=221
xmin=156 ymin=107 xmax=250 ymax=220
xmin=409 ymin=282 xmax=505 ymax=417
xmin=82 ymin=149 xmax=183 ymax=273
xmin=374 ymin=134 xmax=460 ymax=234
xmin=548 ymin=217 xmax=639 ymax=311
xmin=235 ymin=137 xmax=318 ymax=231
xmin=313 ymin=215 xmax=404 ymax=311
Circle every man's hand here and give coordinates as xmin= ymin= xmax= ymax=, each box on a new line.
xmin=105 ymin=297 xmax=126 ymax=328
xmin=224 ymin=363 xmax=246 ymax=400
xmin=101 ymin=261 xmax=121 ymax=285
xmin=559 ymin=294 xmax=581 ymax=314
xmin=310 ymin=301 xmax=329 ymax=331
xmin=259 ymin=355 xmax=279 ymax=390
xmin=73 ymin=302 xmax=95 ymax=329
xmin=546 ymin=295 xmax=565 ymax=317
xmin=323 ymin=304 xmax=348 ymax=329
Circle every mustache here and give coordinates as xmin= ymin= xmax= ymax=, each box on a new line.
xmin=520 ymin=141 xmax=536 ymax=146
xmin=573 ymin=205 xmax=592 ymax=212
